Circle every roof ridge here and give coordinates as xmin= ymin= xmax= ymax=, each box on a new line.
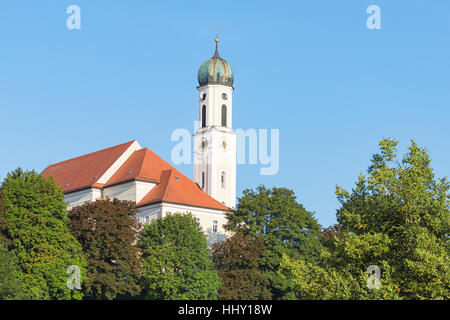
xmin=45 ymin=140 xmax=136 ymax=169
xmin=135 ymin=148 xmax=149 ymax=178
xmin=159 ymin=169 xmax=173 ymax=201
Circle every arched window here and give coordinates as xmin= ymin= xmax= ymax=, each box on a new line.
xmin=221 ymin=105 xmax=227 ymax=127
xmin=201 ymin=172 xmax=205 ymax=189
xmin=202 ymin=105 xmax=207 ymax=128
xmin=221 ymin=171 xmax=226 ymax=189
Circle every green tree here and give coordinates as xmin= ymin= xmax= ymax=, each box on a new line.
xmin=0 ymin=240 xmax=26 ymax=300
xmin=0 ymin=191 xmax=9 ymax=245
xmin=0 ymin=191 xmax=26 ymax=299
xmin=212 ymin=232 xmax=272 ymax=300
xmin=0 ymin=168 xmax=86 ymax=300
xmin=138 ymin=213 xmax=220 ymax=300
xmin=226 ymin=186 xmax=322 ymax=299
xmin=68 ymin=198 xmax=141 ymax=300
xmin=279 ymin=139 xmax=450 ymax=299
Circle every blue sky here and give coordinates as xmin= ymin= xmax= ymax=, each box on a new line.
xmin=0 ymin=0 xmax=449 ymax=227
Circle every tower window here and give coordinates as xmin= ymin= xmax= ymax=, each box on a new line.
xmin=212 ymin=220 xmax=218 ymax=233
xmin=202 ymin=105 xmax=207 ymax=128
xmin=221 ymin=171 xmax=226 ymax=189
xmin=201 ymin=172 xmax=205 ymax=189
xmin=221 ymin=105 xmax=227 ymax=127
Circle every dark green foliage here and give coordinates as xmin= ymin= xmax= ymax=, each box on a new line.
xmin=0 ymin=240 xmax=26 ymax=300
xmin=226 ymin=186 xmax=322 ymax=299
xmin=68 ymin=198 xmax=142 ymax=300
xmin=138 ymin=213 xmax=220 ymax=300
xmin=212 ymin=232 xmax=272 ymax=300
xmin=0 ymin=168 xmax=86 ymax=300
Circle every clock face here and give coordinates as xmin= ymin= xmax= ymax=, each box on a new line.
xmin=200 ymin=139 xmax=208 ymax=151
xmin=222 ymin=93 xmax=228 ymax=100
xmin=201 ymin=92 xmax=207 ymax=101
xmin=221 ymin=138 xmax=228 ymax=151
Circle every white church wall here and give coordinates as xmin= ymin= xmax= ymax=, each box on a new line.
xmin=137 ymin=202 xmax=162 ymax=224
xmin=64 ymin=187 xmax=102 ymax=210
xmin=102 ymin=180 xmax=156 ymax=203
xmin=103 ymin=181 xmax=136 ymax=202
xmin=193 ymin=128 xmax=236 ymax=208
xmin=194 ymin=83 xmax=236 ymax=209
xmin=135 ymin=180 xmax=156 ymax=203
xmin=211 ymin=129 xmax=236 ymax=209
xmin=137 ymin=202 xmax=230 ymax=241
xmin=161 ymin=202 xmax=230 ymax=238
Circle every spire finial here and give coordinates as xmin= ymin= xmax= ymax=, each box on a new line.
xmin=214 ymin=27 xmax=219 ymax=57
xmin=214 ymin=37 xmax=219 ymax=57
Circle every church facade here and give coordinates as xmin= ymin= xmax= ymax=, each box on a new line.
xmin=42 ymin=39 xmax=236 ymax=240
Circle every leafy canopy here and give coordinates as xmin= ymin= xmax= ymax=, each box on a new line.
xmin=0 ymin=168 xmax=86 ymax=300
xmin=226 ymin=186 xmax=322 ymax=299
xmin=212 ymin=232 xmax=272 ymax=300
xmin=68 ymin=198 xmax=142 ymax=300
xmin=138 ymin=213 xmax=220 ymax=300
xmin=279 ymin=139 xmax=450 ymax=299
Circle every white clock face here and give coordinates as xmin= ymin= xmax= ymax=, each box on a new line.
xmin=201 ymin=91 xmax=207 ymax=101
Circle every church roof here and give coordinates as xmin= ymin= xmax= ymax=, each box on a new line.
xmin=42 ymin=140 xmax=135 ymax=193
xmin=42 ymin=141 xmax=230 ymax=211
xmin=138 ymin=168 xmax=229 ymax=210
xmin=104 ymin=148 xmax=172 ymax=186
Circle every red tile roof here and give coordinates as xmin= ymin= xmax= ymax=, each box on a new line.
xmin=138 ymin=167 xmax=230 ymax=211
xmin=43 ymin=141 xmax=230 ymax=211
xmin=42 ymin=140 xmax=136 ymax=193
xmin=104 ymin=148 xmax=172 ymax=186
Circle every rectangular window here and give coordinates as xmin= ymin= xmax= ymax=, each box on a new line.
xmin=221 ymin=171 xmax=226 ymax=189
xmin=212 ymin=220 xmax=218 ymax=233
xmin=202 ymin=172 xmax=205 ymax=189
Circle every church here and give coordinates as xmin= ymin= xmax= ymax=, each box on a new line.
xmin=42 ymin=38 xmax=236 ymax=239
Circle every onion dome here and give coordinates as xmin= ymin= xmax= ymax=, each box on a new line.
xmin=198 ymin=38 xmax=234 ymax=87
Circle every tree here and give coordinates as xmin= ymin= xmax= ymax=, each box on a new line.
xmin=0 ymin=192 xmax=26 ymax=299
xmin=0 ymin=168 xmax=86 ymax=300
xmin=212 ymin=232 xmax=271 ymax=300
xmin=279 ymin=139 xmax=450 ymax=299
xmin=226 ymin=186 xmax=322 ymax=299
xmin=138 ymin=213 xmax=220 ymax=300
xmin=68 ymin=198 xmax=141 ymax=300
xmin=0 ymin=240 xmax=26 ymax=300
xmin=0 ymin=191 xmax=9 ymax=245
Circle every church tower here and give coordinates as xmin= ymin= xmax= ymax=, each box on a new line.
xmin=193 ymin=38 xmax=236 ymax=208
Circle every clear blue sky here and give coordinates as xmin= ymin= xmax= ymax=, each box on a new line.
xmin=1 ymin=0 xmax=449 ymax=227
